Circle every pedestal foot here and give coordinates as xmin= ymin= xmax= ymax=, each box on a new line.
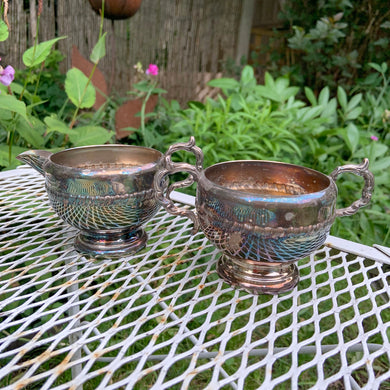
xmin=74 ymin=228 xmax=147 ymax=257
xmin=216 ymin=254 xmax=299 ymax=295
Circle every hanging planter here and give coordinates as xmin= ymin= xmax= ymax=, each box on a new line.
xmin=88 ymin=0 xmax=142 ymax=20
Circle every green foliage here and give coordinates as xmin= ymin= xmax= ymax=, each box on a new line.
xmin=15 ymin=50 xmax=71 ymax=121
xmin=65 ymin=68 xmax=96 ymax=109
xmin=90 ymin=32 xmax=107 ymax=64
xmin=0 ymin=7 xmax=114 ymax=170
xmin=141 ymin=65 xmax=389 ymax=246
xmin=22 ymin=37 xmax=66 ymax=68
xmin=0 ymin=19 xmax=8 ymax=41
xmin=123 ymin=75 xmax=167 ymax=148
xmin=265 ymin=0 xmax=390 ymax=92
xmin=0 ymin=94 xmax=28 ymax=121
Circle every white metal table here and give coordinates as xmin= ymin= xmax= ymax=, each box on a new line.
xmin=0 ymin=168 xmax=389 ymax=390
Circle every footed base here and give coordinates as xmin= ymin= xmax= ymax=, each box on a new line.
xmin=216 ymin=254 xmax=299 ymax=295
xmin=74 ymin=228 xmax=147 ymax=257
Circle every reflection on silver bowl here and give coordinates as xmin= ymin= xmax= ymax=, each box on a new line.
xmin=154 ymin=137 xmax=374 ymax=294
xmin=17 ymin=145 xmax=162 ymax=257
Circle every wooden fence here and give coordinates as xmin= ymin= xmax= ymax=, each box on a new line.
xmin=1 ymin=0 xmax=244 ymax=104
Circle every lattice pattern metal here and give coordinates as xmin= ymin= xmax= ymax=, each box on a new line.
xmin=0 ymin=168 xmax=389 ymax=390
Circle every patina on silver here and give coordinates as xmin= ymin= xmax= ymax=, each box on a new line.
xmin=17 ymin=145 xmax=162 ymax=257
xmin=154 ymin=137 xmax=375 ymax=295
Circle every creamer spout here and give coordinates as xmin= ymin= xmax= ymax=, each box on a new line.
xmin=16 ymin=150 xmax=52 ymax=176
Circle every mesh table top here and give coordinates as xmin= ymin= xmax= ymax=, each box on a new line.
xmin=0 ymin=168 xmax=389 ymax=390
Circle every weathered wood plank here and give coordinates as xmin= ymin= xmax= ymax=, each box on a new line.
xmin=1 ymin=0 xmax=244 ymax=104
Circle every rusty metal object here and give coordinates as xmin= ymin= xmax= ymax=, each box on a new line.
xmin=154 ymin=137 xmax=374 ymax=294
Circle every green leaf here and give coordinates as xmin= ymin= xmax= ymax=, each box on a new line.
xmin=170 ymin=100 xmax=181 ymax=111
xmin=368 ymin=62 xmax=383 ymax=73
xmin=90 ymin=32 xmax=107 ymax=64
xmin=23 ymin=37 xmax=66 ymax=67
xmin=0 ymin=20 xmax=9 ymax=41
xmin=373 ymin=38 xmax=389 ymax=48
xmin=304 ymin=87 xmax=317 ymax=105
xmin=68 ymin=126 xmax=114 ymax=146
xmin=264 ymin=72 xmax=276 ymax=89
xmin=0 ymin=106 xmax=13 ymax=121
xmin=321 ymin=98 xmax=338 ymax=121
xmin=370 ymin=143 xmax=388 ymax=159
xmin=207 ymin=78 xmax=240 ymax=91
xmin=344 ymin=123 xmax=360 ymax=154
xmin=188 ymin=101 xmax=205 ymax=109
xmin=255 ymin=85 xmax=281 ymax=102
xmin=240 ymin=65 xmax=255 ymax=84
xmin=337 ymin=86 xmax=347 ymax=110
xmin=151 ymin=87 xmax=167 ymax=95
xmin=132 ymin=80 xmax=151 ymax=93
xmin=44 ymin=116 xmax=71 ymax=134
xmin=16 ymin=117 xmax=45 ymax=148
xmin=0 ymin=95 xmax=29 ymax=121
xmin=280 ymin=86 xmax=299 ymax=101
xmin=0 ymin=150 xmax=10 ymax=167
xmin=371 ymin=157 xmax=390 ymax=172
xmin=300 ymin=106 xmax=324 ymax=122
xmin=345 ymin=106 xmax=362 ymax=120
xmin=10 ymin=82 xmax=33 ymax=102
xmin=229 ymin=93 xmax=244 ymax=111
xmin=381 ymin=21 xmax=390 ymax=29
xmin=318 ymin=87 xmax=330 ymax=106
xmin=347 ymin=93 xmax=362 ymax=110
xmin=65 ymin=68 xmax=96 ymax=109
xmin=0 ymin=145 xmax=29 ymax=169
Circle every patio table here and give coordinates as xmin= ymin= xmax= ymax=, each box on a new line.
xmin=0 ymin=167 xmax=389 ymax=390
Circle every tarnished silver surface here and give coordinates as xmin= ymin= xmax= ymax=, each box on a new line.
xmin=17 ymin=145 xmax=162 ymax=257
xmin=154 ymin=137 xmax=374 ymax=294
xmin=0 ymin=168 xmax=389 ymax=390
xmin=330 ymin=158 xmax=375 ymax=217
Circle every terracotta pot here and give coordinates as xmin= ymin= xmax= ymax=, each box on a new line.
xmin=88 ymin=0 xmax=142 ymax=20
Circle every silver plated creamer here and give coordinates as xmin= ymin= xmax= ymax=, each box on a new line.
xmin=17 ymin=145 xmax=162 ymax=257
xmin=154 ymin=137 xmax=374 ymax=295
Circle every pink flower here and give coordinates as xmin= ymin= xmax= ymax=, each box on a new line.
xmin=370 ymin=135 xmax=379 ymax=141
xmin=0 ymin=65 xmax=15 ymax=86
xmin=145 ymin=64 xmax=158 ymax=76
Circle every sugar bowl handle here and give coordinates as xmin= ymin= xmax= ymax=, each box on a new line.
xmin=154 ymin=137 xmax=204 ymax=233
xmin=330 ymin=158 xmax=374 ymax=217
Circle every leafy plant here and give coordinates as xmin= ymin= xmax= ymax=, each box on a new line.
xmin=121 ymin=62 xmax=167 ymax=147
xmin=15 ymin=50 xmax=72 ymax=121
xmin=0 ymin=2 xmax=114 ymax=169
xmin=264 ymin=0 xmax=390 ymax=93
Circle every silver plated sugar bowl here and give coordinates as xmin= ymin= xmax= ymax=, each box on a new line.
xmin=154 ymin=137 xmax=374 ymax=295
xmin=17 ymin=144 xmax=162 ymax=257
